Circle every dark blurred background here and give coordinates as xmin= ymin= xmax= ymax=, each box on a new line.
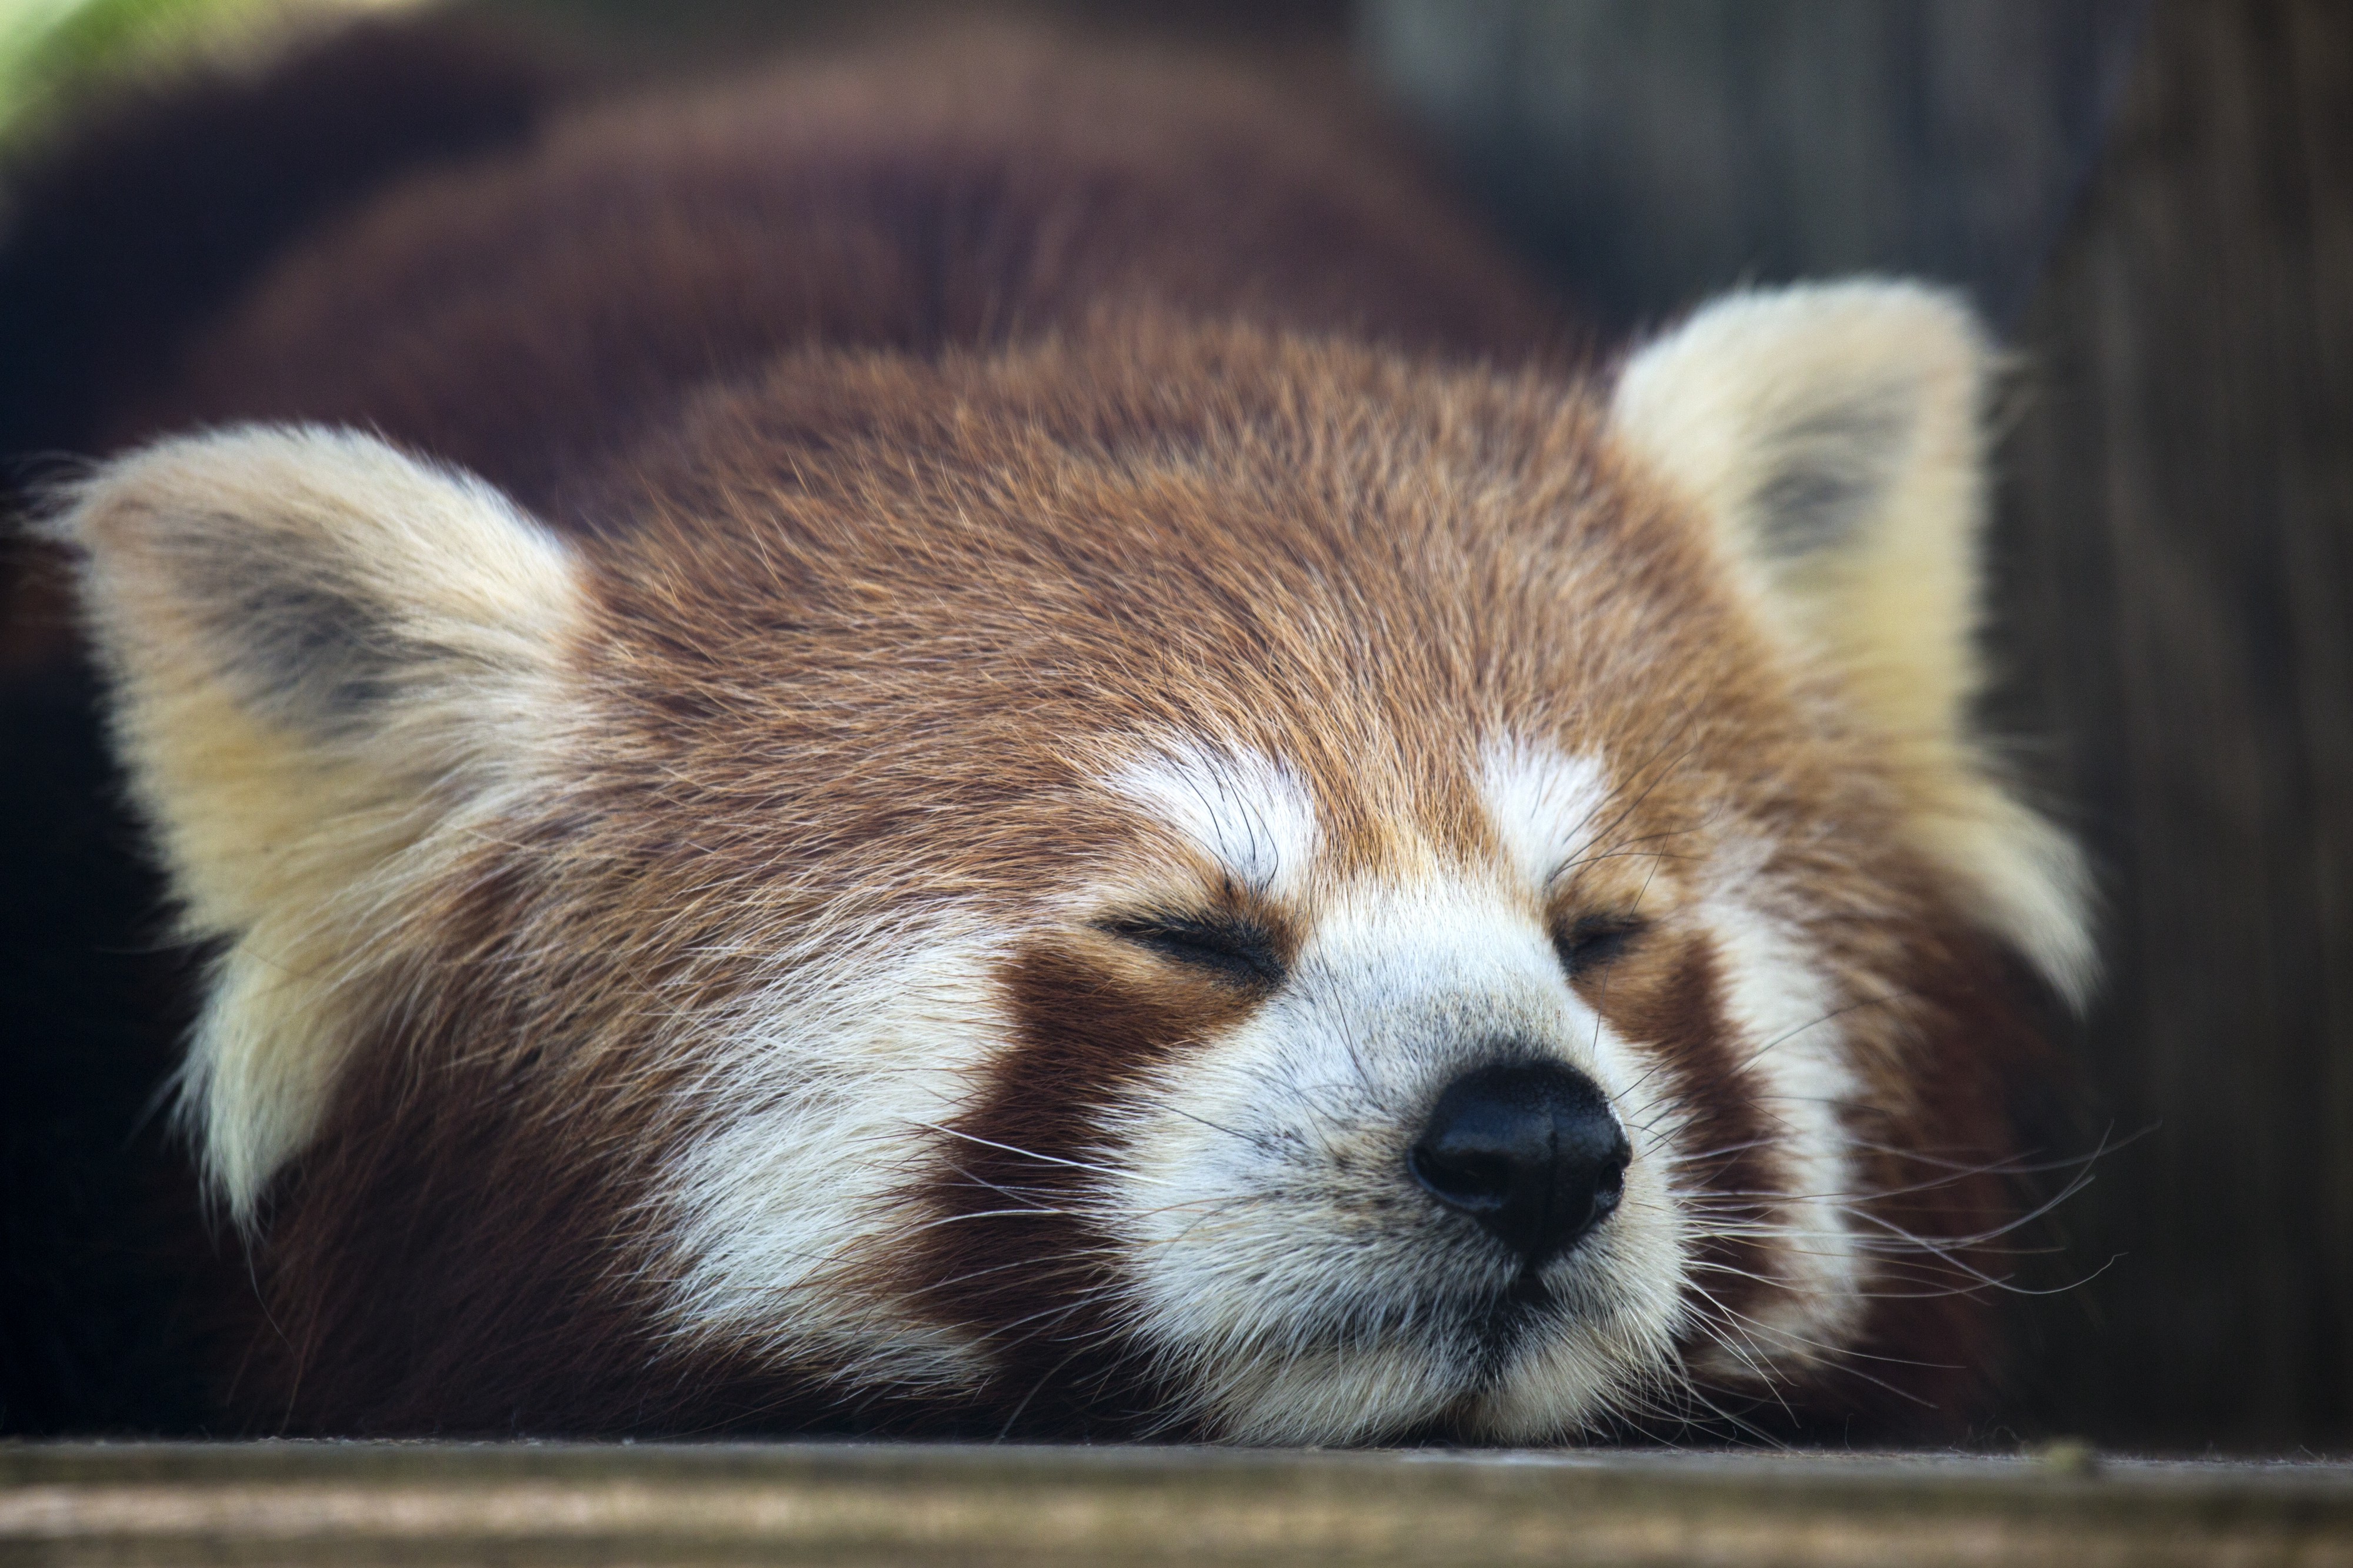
xmin=4 ymin=0 xmax=2347 ymax=1454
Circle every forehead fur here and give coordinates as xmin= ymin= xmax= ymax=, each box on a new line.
xmin=565 ymin=321 xmax=1875 ymax=906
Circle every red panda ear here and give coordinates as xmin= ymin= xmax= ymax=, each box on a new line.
xmin=1609 ymin=281 xmax=2095 ymax=1006
xmin=46 ymin=425 xmax=584 ymax=1219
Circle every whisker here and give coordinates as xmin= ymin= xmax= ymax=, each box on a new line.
xmin=911 ymin=1123 xmax=1171 ymax=1188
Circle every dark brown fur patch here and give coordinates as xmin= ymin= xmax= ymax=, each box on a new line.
xmin=1802 ymin=915 xmax=2069 ymax=1440
xmin=905 ymin=936 xmax=1273 ymax=1438
xmin=1599 ymin=936 xmax=1788 ymax=1404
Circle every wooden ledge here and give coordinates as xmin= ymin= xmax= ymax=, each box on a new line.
xmin=5 ymin=1441 xmax=2352 ymax=1566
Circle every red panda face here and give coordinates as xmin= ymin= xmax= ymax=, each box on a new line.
xmin=53 ymin=296 xmax=2090 ymax=1440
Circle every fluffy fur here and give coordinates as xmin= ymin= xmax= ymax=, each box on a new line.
xmin=21 ymin=24 xmax=2089 ymax=1440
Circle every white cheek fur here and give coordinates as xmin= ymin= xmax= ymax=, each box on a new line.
xmin=658 ymin=933 xmax=1006 ymax=1394
xmin=1687 ymin=880 xmax=1867 ymax=1377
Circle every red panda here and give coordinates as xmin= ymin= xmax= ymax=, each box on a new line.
xmin=6 ymin=21 xmax=2091 ymax=1441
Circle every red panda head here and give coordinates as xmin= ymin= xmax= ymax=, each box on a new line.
xmin=51 ymin=284 xmax=2090 ymax=1440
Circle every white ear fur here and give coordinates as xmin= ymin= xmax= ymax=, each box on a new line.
xmin=1611 ymin=281 xmax=2095 ymax=1006
xmin=46 ymin=425 xmax=584 ymax=1220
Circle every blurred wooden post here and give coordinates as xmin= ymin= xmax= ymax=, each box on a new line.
xmin=1990 ymin=0 xmax=2353 ymax=1448
xmin=1361 ymin=0 xmax=2148 ymax=331
xmin=1364 ymin=0 xmax=2353 ymax=1448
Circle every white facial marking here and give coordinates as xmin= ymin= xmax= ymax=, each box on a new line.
xmin=1086 ymin=739 xmax=1871 ymax=1439
xmin=660 ymin=730 xmax=1866 ymax=1442
xmin=1484 ymin=742 xmax=1870 ymax=1391
xmin=661 ymin=931 xmax=1004 ymax=1393
xmin=1107 ymin=873 xmax=1683 ymax=1443
xmin=1479 ymin=738 xmax=1612 ymax=890
xmin=1104 ymin=740 xmax=1319 ymax=896
xmin=1694 ymin=873 xmax=1866 ymax=1373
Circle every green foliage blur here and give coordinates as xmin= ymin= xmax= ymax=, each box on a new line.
xmin=0 ymin=0 xmax=411 ymax=153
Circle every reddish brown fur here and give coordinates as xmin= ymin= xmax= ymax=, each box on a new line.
xmin=232 ymin=319 xmax=2048 ymax=1434
xmin=23 ymin=24 xmax=2062 ymax=1438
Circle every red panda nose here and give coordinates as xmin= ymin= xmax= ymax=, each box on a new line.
xmin=1409 ymin=1060 xmax=1631 ymax=1269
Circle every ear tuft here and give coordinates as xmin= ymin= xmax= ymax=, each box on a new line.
xmin=1611 ymin=279 xmax=1988 ymax=591
xmin=46 ymin=425 xmax=583 ymax=1218
xmin=51 ymin=424 xmax=578 ymax=745
xmin=1611 ymin=282 xmax=2095 ymax=1006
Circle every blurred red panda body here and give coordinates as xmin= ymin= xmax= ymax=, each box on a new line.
xmin=25 ymin=25 xmax=2089 ymax=1440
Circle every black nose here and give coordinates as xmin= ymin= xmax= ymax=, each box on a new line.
xmin=1409 ymin=1060 xmax=1631 ymax=1267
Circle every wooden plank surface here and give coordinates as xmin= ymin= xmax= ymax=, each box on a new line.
xmin=4 ymin=1443 xmax=2353 ymax=1567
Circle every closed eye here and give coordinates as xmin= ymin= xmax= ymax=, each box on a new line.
xmin=1101 ymin=910 xmax=1286 ymax=988
xmin=1553 ymin=913 xmax=1646 ymax=975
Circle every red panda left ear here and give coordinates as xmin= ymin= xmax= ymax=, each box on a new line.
xmin=1609 ymin=281 xmax=2095 ymax=1006
xmin=45 ymin=424 xmax=585 ymax=1221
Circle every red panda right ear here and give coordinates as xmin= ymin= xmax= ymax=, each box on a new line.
xmin=44 ymin=424 xmax=584 ymax=1220
xmin=1607 ymin=282 xmax=2095 ymax=1007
